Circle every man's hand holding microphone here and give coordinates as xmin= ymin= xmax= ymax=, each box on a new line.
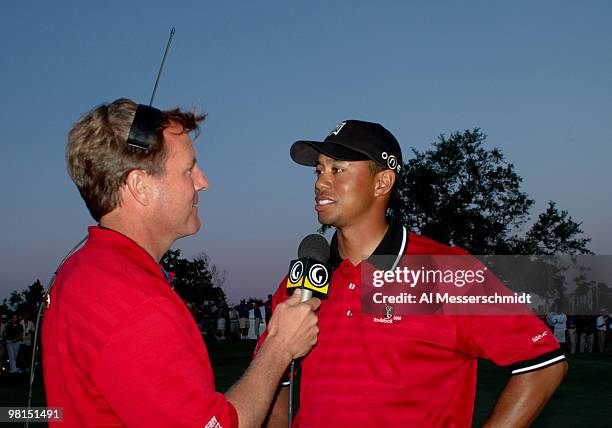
xmin=225 ymin=284 xmax=320 ymax=428
xmin=226 ymin=234 xmax=330 ymax=427
xmin=265 ymin=288 xmax=321 ymax=362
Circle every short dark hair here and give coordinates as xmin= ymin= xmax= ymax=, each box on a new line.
xmin=66 ymin=98 xmax=205 ymax=221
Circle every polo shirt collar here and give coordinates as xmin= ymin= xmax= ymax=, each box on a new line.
xmin=329 ymin=221 xmax=408 ymax=270
xmin=87 ymin=226 xmax=171 ymax=284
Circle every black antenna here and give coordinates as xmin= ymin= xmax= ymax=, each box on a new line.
xmin=149 ymin=27 xmax=175 ymax=106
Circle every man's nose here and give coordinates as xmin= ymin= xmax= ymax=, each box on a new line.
xmin=315 ymin=171 xmax=330 ymax=193
xmin=194 ymin=166 xmax=208 ymax=191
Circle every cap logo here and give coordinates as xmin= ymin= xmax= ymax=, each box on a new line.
xmin=329 ymin=121 xmax=347 ymax=136
xmin=382 ymin=151 xmax=400 ymax=172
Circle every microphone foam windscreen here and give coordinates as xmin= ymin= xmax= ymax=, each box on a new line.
xmin=298 ymin=234 xmax=330 ymax=263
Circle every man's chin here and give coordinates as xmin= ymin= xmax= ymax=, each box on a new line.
xmin=316 ymin=214 xmax=335 ymax=227
xmin=177 ymin=221 xmax=202 ymax=240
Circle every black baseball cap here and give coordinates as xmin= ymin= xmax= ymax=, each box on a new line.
xmin=290 ymin=120 xmax=403 ymax=173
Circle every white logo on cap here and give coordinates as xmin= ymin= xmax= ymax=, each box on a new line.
xmin=382 ymin=152 xmax=399 ymax=171
xmin=329 ymin=121 xmax=347 ymax=136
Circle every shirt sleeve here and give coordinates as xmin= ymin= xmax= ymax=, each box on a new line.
xmin=440 ymin=253 xmax=566 ymax=375
xmin=456 ymin=313 xmax=565 ymax=375
xmin=92 ymin=297 xmax=238 ymax=428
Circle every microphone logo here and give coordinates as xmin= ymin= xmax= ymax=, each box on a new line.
xmin=303 ymin=262 xmax=331 ymax=295
xmin=287 ymin=234 xmax=333 ymax=298
xmin=289 ymin=261 xmax=304 ymax=285
xmin=307 ymin=264 xmax=329 ymax=289
xmin=286 ymin=259 xmax=332 ymax=297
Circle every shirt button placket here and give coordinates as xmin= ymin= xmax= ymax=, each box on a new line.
xmin=339 ymin=264 xmax=359 ymax=336
xmin=346 ymin=277 xmax=360 ymax=321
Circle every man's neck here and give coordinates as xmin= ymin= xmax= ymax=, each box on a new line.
xmin=99 ymin=214 xmax=170 ymax=262
xmin=336 ymin=214 xmax=389 ymax=266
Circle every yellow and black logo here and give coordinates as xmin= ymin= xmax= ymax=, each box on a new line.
xmin=286 ymin=260 xmax=304 ymax=289
xmin=286 ymin=259 xmax=332 ymax=297
xmin=303 ymin=263 xmax=330 ymax=295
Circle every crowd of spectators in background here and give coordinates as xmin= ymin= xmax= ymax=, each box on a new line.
xmin=0 ymin=312 xmax=35 ymax=374
xmin=0 ymin=294 xmax=275 ymax=376
xmin=537 ymin=305 xmax=611 ymax=353
xmin=2 ymin=300 xmax=610 ymax=376
xmin=183 ymin=294 xmax=274 ymax=342
xmin=190 ymin=298 xmax=612 ymax=354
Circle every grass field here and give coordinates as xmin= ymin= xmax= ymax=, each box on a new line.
xmin=1 ymin=342 xmax=610 ymax=427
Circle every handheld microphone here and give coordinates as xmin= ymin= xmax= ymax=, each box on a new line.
xmin=287 ymin=234 xmax=332 ymax=302
xmin=286 ymin=234 xmax=332 ymax=427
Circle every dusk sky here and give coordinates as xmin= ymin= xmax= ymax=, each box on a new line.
xmin=1 ymin=1 xmax=610 ymax=304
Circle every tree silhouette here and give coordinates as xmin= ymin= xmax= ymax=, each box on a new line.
xmin=514 ymin=201 xmax=592 ymax=255
xmin=161 ymin=249 xmax=227 ymax=305
xmin=2 ymin=279 xmax=44 ymax=315
xmin=391 ymin=128 xmax=590 ymax=255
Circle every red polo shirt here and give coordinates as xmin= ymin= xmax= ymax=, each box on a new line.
xmin=261 ymin=223 xmax=564 ymax=427
xmin=42 ymin=226 xmax=238 ymax=428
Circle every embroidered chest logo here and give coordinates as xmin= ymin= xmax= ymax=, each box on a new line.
xmin=372 ymin=304 xmax=402 ymax=324
xmin=383 ymin=304 xmax=394 ymax=319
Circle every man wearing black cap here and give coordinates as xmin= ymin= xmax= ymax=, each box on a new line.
xmin=262 ymin=120 xmax=567 ymax=427
xmin=42 ymin=98 xmax=321 ymax=428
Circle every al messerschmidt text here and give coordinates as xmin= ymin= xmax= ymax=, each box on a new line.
xmin=372 ymin=292 xmax=532 ymax=305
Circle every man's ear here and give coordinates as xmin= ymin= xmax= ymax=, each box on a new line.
xmin=125 ymin=169 xmax=153 ymax=206
xmin=374 ymin=170 xmax=396 ymax=197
